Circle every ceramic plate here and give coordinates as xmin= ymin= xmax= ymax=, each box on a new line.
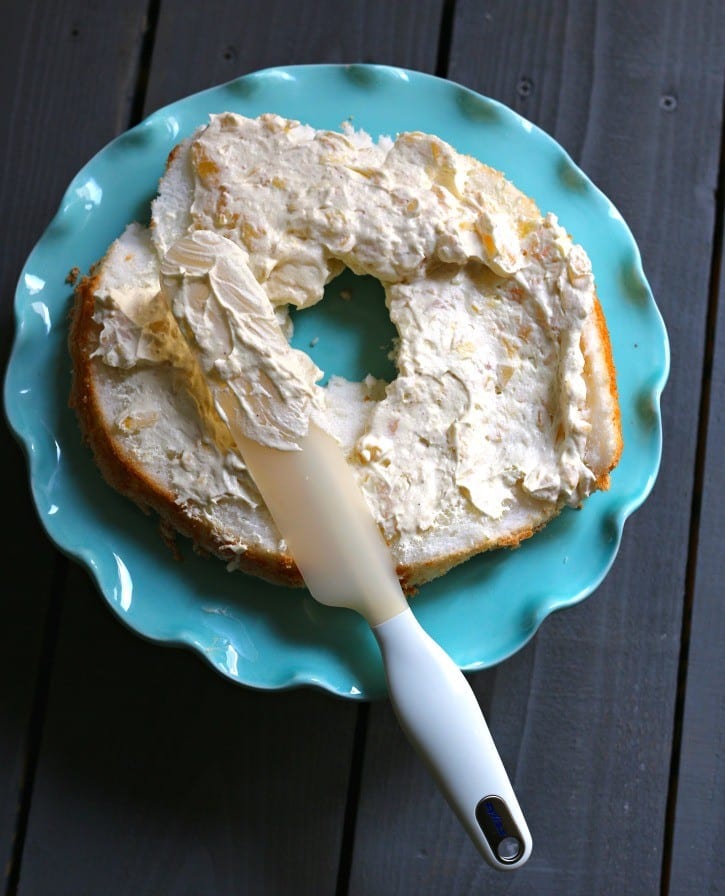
xmin=4 ymin=65 xmax=668 ymax=699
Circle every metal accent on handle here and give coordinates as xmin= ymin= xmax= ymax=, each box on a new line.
xmin=475 ymin=796 xmax=527 ymax=866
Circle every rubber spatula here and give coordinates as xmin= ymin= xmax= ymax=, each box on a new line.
xmin=163 ymin=236 xmax=532 ymax=871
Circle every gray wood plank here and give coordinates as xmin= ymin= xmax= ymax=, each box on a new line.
xmin=143 ymin=0 xmax=447 ymax=113
xmin=347 ymin=1 xmax=725 ymax=893
xmin=0 ymin=0 xmax=150 ymax=889
xmin=14 ymin=2 xmax=446 ymax=894
xmin=668 ymin=220 xmax=725 ymax=893
xmin=17 ymin=564 xmax=357 ymax=896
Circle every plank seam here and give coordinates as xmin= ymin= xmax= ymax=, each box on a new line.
xmin=5 ymin=3 xmax=163 ymax=889
xmin=334 ymin=703 xmax=369 ymax=896
xmin=4 ymin=555 xmax=68 ymax=896
xmin=435 ymin=0 xmax=457 ymax=78
xmin=129 ymin=0 xmax=162 ymax=125
xmin=660 ymin=83 xmax=725 ymax=896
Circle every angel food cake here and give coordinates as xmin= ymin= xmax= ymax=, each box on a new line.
xmin=69 ymin=112 xmax=622 ymax=592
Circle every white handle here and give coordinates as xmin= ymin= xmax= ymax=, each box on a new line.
xmin=373 ymin=609 xmax=532 ymax=871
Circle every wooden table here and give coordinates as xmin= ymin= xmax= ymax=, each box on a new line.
xmin=2 ymin=2 xmax=723 ymax=893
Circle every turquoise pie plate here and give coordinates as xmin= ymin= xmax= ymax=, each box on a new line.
xmin=4 ymin=64 xmax=668 ymax=699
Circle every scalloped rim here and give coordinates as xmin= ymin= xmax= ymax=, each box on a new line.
xmin=4 ymin=64 xmax=669 ymax=700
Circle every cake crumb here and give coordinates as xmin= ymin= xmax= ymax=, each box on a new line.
xmin=66 ymin=266 xmax=80 ymax=286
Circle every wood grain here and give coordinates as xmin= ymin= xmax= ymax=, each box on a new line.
xmin=17 ymin=565 xmax=357 ymax=896
xmin=668 ymin=219 xmax=725 ymax=893
xmin=143 ymin=0 xmax=447 ymax=113
xmin=347 ymin=1 xmax=725 ymax=893
xmin=4 ymin=0 xmax=723 ymax=893
xmin=12 ymin=2 xmax=446 ymax=894
xmin=0 ymin=0 xmax=150 ymax=888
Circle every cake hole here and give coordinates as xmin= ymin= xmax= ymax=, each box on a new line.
xmin=289 ymin=267 xmax=397 ymax=386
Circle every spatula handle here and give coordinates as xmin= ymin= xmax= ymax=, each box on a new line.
xmin=373 ymin=608 xmax=532 ymax=871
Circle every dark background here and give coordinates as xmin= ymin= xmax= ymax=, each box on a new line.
xmin=1 ymin=1 xmax=723 ymax=894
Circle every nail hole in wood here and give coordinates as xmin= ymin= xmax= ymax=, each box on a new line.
xmin=517 ymin=77 xmax=533 ymax=98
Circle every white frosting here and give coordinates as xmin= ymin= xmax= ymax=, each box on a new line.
xmin=160 ymin=230 xmax=322 ymax=451
xmin=93 ymin=113 xmax=600 ymax=545
xmin=91 ymin=226 xmax=261 ymax=511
